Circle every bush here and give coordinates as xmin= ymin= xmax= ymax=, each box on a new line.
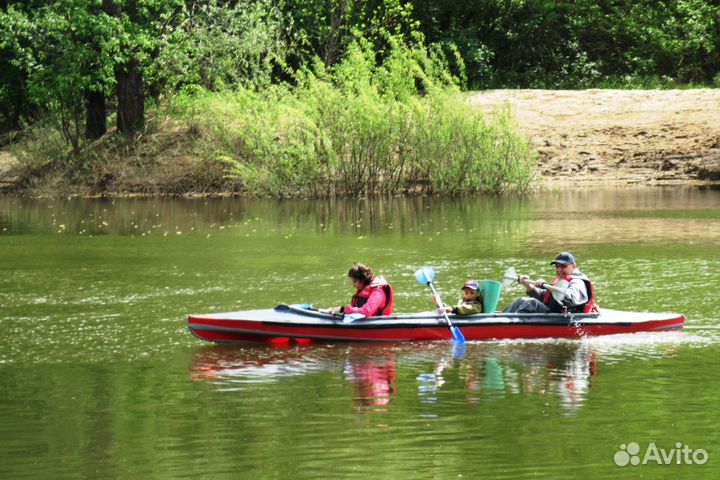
xmin=171 ymin=36 xmax=536 ymax=196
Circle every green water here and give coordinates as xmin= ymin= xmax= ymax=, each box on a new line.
xmin=1 ymin=187 xmax=719 ymax=478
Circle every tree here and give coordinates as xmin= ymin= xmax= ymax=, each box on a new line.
xmin=0 ymin=1 xmax=116 ymax=152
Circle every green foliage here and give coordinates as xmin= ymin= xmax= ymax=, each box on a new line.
xmin=0 ymin=1 xmax=115 ymax=153
xmin=149 ymin=0 xmax=294 ymax=92
xmin=411 ymin=0 xmax=720 ymax=88
xmin=281 ymin=0 xmax=421 ymax=68
xmin=8 ymin=120 xmax=69 ymax=171
xmin=172 ymin=38 xmax=535 ymax=197
xmin=5 ymin=0 xmax=720 ymax=196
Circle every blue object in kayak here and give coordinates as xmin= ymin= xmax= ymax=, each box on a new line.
xmin=343 ymin=313 xmax=366 ymax=323
xmin=290 ymin=303 xmax=313 ymax=310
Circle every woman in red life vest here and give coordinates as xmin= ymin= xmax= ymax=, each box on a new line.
xmin=325 ymin=263 xmax=394 ymax=317
xmin=503 ymin=252 xmax=596 ymax=314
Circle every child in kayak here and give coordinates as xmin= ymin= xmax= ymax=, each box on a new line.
xmin=434 ymin=280 xmax=484 ymax=315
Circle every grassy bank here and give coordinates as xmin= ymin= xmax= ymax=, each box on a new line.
xmin=5 ymin=39 xmax=537 ymax=197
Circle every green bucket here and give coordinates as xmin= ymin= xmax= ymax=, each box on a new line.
xmin=480 ymin=280 xmax=503 ymax=313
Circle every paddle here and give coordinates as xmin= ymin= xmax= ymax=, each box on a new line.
xmin=502 ymin=267 xmax=569 ymax=302
xmin=414 ymin=266 xmax=466 ymax=344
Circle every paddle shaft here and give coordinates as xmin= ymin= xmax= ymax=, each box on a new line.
xmin=414 ymin=266 xmax=465 ymax=344
xmin=517 ymin=277 xmax=566 ymax=295
xmin=503 ymin=272 xmax=567 ymax=296
xmin=427 ymin=282 xmax=458 ymax=328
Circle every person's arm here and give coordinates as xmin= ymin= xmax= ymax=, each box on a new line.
xmin=344 ymin=288 xmax=387 ymax=316
xmin=528 ymin=287 xmax=545 ymax=301
xmin=452 ymin=301 xmax=483 ymax=315
xmin=562 ymin=278 xmax=588 ymax=306
xmin=432 ymin=293 xmax=453 ymax=313
xmin=519 ymin=274 xmax=545 ymax=300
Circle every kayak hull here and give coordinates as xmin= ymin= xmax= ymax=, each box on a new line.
xmin=187 ymin=305 xmax=685 ymax=344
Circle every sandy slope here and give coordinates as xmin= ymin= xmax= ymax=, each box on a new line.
xmin=0 ymin=151 xmax=19 ymax=190
xmin=469 ymin=89 xmax=720 ymax=186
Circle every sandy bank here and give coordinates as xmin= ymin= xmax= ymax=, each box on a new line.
xmin=469 ymin=89 xmax=720 ymax=187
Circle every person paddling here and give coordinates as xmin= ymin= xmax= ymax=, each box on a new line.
xmin=503 ymin=252 xmax=596 ymax=314
xmin=434 ymin=279 xmax=484 ymax=315
xmin=324 ymin=263 xmax=394 ymax=317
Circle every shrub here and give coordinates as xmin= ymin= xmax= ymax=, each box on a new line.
xmin=172 ymin=36 xmax=536 ymax=196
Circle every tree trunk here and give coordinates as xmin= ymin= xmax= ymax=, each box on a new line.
xmin=115 ymin=59 xmax=144 ymax=136
xmin=84 ymin=89 xmax=106 ymax=140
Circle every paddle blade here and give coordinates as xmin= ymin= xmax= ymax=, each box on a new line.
xmin=450 ymin=325 xmax=466 ymax=344
xmin=550 ymin=279 xmax=569 ymax=302
xmin=502 ymin=267 xmax=518 ymax=287
xmin=414 ymin=266 xmax=435 ymax=285
xmin=451 ymin=342 xmax=466 ymax=358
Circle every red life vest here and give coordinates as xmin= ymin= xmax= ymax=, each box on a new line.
xmin=351 ymin=276 xmax=394 ymax=316
xmin=543 ymin=272 xmax=596 ymax=313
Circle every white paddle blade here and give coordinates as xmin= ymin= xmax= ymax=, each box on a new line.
xmin=502 ymin=267 xmax=518 ymax=287
xmin=548 ymin=279 xmax=569 ymax=302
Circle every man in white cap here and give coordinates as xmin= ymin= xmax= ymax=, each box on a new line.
xmin=503 ymin=252 xmax=596 ymax=314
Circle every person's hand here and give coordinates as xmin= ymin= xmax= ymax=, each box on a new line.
xmin=432 ymin=293 xmax=443 ymax=307
xmin=535 ymin=279 xmax=546 ymax=289
xmin=518 ymin=274 xmax=530 ymax=285
xmin=437 ymin=306 xmax=453 ymax=314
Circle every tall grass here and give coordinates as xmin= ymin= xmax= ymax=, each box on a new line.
xmin=172 ymin=37 xmax=536 ymax=197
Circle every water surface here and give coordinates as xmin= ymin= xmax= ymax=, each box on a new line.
xmin=1 ymin=187 xmax=719 ymax=478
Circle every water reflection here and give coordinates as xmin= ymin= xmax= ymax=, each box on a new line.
xmin=0 ymin=195 xmax=530 ymax=237
xmin=343 ymin=354 xmax=396 ymax=412
xmin=188 ymin=344 xmax=338 ymax=384
xmin=415 ymin=342 xmax=599 ymax=414
xmin=189 ymin=342 xmax=604 ymax=414
xmin=2 ymin=188 xmax=718 ymax=247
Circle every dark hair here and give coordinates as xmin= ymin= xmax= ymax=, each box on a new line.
xmin=347 ymin=263 xmax=374 ymax=286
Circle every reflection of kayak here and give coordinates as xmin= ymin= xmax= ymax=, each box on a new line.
xmin=188 ymin=344 xmax=340 ymax=381
xmin=187 ymin=304 xmax=684 ymax=344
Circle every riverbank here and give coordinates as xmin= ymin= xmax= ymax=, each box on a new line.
xmin=2 ymin=89 xmax=719 ymax=196
xmin=470 ymin=89 xmax=720 ymax=187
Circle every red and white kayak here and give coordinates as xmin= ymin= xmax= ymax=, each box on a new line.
xmin=187 ymin=304 xmax=685 ymax=344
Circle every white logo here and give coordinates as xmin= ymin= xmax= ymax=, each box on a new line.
xmin=614 ymin=442 xmax=709 ymax=466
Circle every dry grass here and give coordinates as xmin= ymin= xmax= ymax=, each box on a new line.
xmin=7 ymin=115 xmax=244 ymax=197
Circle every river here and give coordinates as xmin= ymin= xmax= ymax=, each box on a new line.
xmin=1 ymin=187 xmax=718 ymax=478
